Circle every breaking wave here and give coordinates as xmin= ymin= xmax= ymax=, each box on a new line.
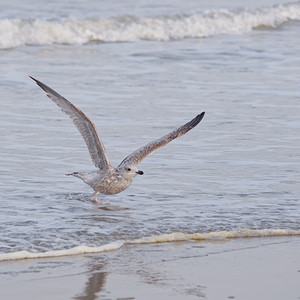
xmin=1 ymin=2 xmax=300 ymax=49
xmin=1 ymin=228 xmax=299 ymax=262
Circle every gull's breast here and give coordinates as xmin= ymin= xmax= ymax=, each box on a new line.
xmin=95 ymin=174 xmax=133 ymax=195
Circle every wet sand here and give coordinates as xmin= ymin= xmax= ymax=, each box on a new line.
xmin=1 ymin=236 xmax=299 ymax=300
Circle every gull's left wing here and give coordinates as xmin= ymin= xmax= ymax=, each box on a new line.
xmin=118 ymin=112 xmax=205 ymax=168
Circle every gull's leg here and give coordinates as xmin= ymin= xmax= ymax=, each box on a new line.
xmin=91 ymin=191 xmax=102 ymax=204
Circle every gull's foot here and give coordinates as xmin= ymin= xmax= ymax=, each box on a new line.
xmin=91 ymin=192 xmax=102 ymax=204
xmin=91 ymin=192 xmax=110 ymax=206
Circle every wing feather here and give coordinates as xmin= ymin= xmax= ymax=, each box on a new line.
xmin=30 ymin=76 xmax=112 ymax=170
xmin=119 ymin=112 xmax=205 ymax=167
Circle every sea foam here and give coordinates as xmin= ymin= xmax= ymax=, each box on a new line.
xmin=0 ymin=242 xmax=123 ymax=262
xmin=131 ymin=228 xmax=300 ymax=244
xmin=1 ymin=2 xmax=300 ymax=49
xmin=1 ymin=229 xmax=299 ymax=262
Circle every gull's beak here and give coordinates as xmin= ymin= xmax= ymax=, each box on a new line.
xmin=136 ymin=170 xmax=144 ymax=175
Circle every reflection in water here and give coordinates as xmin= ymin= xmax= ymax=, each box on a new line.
xmin=74 ymin=271 xmax=107 ymax=300
xmin=74 ymin=256 xmax=108 ymax=300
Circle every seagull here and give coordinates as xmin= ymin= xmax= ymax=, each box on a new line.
xmin=30 ymin=76 xmax=205 ymax=204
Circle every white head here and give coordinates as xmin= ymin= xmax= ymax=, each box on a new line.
xmin=118 ymin=165 xmax=144 ymax=180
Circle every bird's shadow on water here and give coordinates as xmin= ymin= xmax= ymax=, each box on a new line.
xmin=65 ymin=192 xmax=130 ymax=211
xmin=97 ymin=205 xmax=129 ymax=211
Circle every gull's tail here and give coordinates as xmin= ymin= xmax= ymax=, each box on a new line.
xmin=66 ymin=172 xmax=77 ymax=176
xmin=66 ymin=172 xmax=86 ymax=180
xmin=65 ymin=171 xmax=98 ymax=188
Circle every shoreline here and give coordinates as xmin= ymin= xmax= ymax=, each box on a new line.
xmin=1 ymin=236 xmax=299 ymax=299
xmin=1 ymin=228 xmax=299 ymax=262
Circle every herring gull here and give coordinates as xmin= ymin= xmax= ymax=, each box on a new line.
xmin=30 ymin=76 xmax=205 ymax=204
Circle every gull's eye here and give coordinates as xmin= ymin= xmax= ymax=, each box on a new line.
xmin=126 ymin=168 xmax=131 ymax=171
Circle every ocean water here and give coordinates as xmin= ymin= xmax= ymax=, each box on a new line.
xmin=0 ymin=0 xmax=300 ymax=265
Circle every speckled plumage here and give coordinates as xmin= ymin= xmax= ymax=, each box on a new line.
xmin=31 ymin=76 xmax=205 ymax=204
xmin=71 ymin=168 xmax=134 ymax=195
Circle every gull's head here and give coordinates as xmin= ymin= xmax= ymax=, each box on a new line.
xmin=119 ymin=165 xmax=144 ymax=179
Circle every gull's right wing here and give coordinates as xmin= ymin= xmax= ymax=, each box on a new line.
xmin=30 ymin=76 xmax=112 ymax=171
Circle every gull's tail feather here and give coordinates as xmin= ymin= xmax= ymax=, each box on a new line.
xmin=65 ymin=172 xmax=89 ymax=181
xmin=66 ymin=172 xmax=78 ymax=176
xmin=65 ymin=172 xmax=84 ymax=179
xmin=65 ymin=171 xmax=99 ymax=188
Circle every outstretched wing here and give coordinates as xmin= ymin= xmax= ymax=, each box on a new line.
xmin=118 ymin=112 xmax=205 ymax=167
xmin=30 ymin=76 xmax=112 ymax=170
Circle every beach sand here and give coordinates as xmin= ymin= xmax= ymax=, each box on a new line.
xmin=1 ymin=236 xmax=299 ymax=300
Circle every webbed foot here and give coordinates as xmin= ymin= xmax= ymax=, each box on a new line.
xmin=91 ymin=192 xmax=102 ymax=204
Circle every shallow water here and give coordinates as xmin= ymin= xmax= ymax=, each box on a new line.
xmin=0 ymin=0 xmax=299 ymax=260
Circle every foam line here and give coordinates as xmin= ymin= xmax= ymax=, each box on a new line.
xmin=0 ymin=242 xmax=123 ymax=262
xmin=1 ymin=229 xmax=299 ymax=262
xmin=1 ymin=2 xmax=300 ymax=49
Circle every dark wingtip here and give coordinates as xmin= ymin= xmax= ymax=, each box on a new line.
xmin=29 ymin=75 xmax=37 ymax=82
xmin=198 ymin=112 xmax=205 ymax=121
xmin=29 ymin=76 xmax=42 ymax=87
xmin=29 ymin=76 xmax=53 ymax=95
xmin=190 ymin=111 xmax=205 ymax=128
